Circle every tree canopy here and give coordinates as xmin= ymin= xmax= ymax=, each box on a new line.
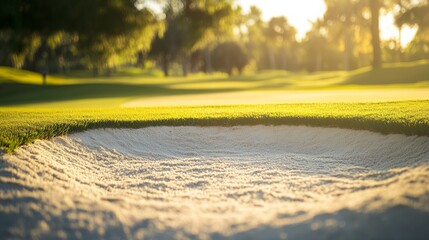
xmin=0 ymin=0 xmax=428 ymax=76
xmin=0 ymin=0 xmax=158 ymax=72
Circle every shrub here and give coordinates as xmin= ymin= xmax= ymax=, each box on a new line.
xmin=212 ymin=41 xmax=249 ymax=75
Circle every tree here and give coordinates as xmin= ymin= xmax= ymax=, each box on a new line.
xmin=383 ymin=0 xmax=413 ymax=61
xmin=150 ymin=0 xmax=233 ymax=76
xmin=212 ymin=41 xmax=249 ymax=75
xmin=0 ymin=0 xmax=157 ymax=72
xmin=264 ymin=16 xmax=297 ymax=70
xmin=149 ymin=9 xmax=181 ymax=77
xmin=243 ymin=6 xmax=265 ymax=71
xmin=395 ymin=0 xmax=429 ymax=61
xmin=370 ymin=0 xmax=382 ymax=69
xmin=324 ymin=0 xmax=367 ymax=70
xmin=396 ymin=0 xmax=429 ymax=28
xmin=303 ymin=20 xmax=326 ymax=71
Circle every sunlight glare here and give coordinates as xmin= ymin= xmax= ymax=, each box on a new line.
xmin=238 ymin=0 xmax=417 ymax=46
xmin=236 ymin=0 xmax=327 ymax=40
xmin=380 ymin=13 xmax=418 ymax=48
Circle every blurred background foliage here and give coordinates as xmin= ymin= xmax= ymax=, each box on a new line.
xmin=0 ymin=0 xmax=428 ymax=77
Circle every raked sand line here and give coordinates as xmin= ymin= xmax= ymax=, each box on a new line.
xmin=1 ymin=126 xmax=429 ymax=239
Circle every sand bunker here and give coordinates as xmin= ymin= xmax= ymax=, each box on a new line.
xmin=1 ymin=126 xmax=429 ymax=239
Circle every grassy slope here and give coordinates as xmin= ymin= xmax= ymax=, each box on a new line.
xmin=1 ymin=61 xmax=429 ymax=107
xmin=1 ymin=101 xmax=429 ymax=153
xmin=1 ymin=61 xmax=429 ymax=152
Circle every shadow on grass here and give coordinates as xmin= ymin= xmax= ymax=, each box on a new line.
xmin=54 ymin=68 xmax=164 ymax=79
xmin=163 ymin=72 xmax=294 ymax=88
xmin=0 ymin=72 xmax=297 ymax=107
xmin=0 ymin=83 xmax=238 ymax=106
xmin=344 ymin=61 xmax=429 ymax=85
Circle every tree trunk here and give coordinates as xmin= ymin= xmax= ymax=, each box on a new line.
xmin=344 ymin=2 xmax=352 ymax=71
xmin=204 ymin=46 xmax=212 ymax=74
xmin=370 ymin=0 xmax=382 ymax=69
xmin=162 ymin=53 xmax=169 ymax=77
xmin=282 ymin=46 xmax=288 ymax=70
xmin=182 ymin=54 xmax=189 ymax=77
xmin=93 ymin=67 xmax=99 ymax=77
xmin=344 ymin=23 xmax=352 ymax=70
xmin=397 ymin=25 xmax=403 ymax=62
xmin=316 ymin=51 xmax=323 ymax=72
xmin=269 ymin=48 xmax=276 ymax=69
xmin=105 ymin=67 xmax=113 ymax=77
xmin=136 ymin=51 xmax=145 ymax=69
xmin=396 ymin=0 xmax=403 ymax=62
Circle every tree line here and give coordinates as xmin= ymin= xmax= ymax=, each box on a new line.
xmin=0 ymin=0 xmax=428 ymax=77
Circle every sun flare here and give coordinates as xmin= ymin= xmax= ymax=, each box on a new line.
xmin=236 ymin=0 xmax=327 ymax=39
xmin=237 ymin=0 xmax=417 ymax=46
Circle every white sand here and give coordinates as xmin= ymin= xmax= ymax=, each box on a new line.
xmin=1 ymin=126 xmax=429 ymax=239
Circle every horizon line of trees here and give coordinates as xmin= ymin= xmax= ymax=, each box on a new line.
xmin=0 ymin=0 xmax=428 ymax=77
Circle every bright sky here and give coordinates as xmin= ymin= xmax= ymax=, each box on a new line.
xmin=143 ymin=0 xmax=417 ymax=47
xmin=236 ymin=0 xmax=326 ymax=39
xmin=236 ymin=0 xmax=417 ymax=46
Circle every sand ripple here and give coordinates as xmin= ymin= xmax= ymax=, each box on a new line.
xmin=1 ymin=126 xmax=429 ymax=239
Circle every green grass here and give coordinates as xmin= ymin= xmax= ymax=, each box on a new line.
xmin=1 ymin=101 xmax=429 ymax=153
xmin=1 ymin=61 xmax=429 ymax=153
xmin=345 ymin=60 xmax=429 ymax=85
xmin=1 ymin=60 xmax=429 ymax=107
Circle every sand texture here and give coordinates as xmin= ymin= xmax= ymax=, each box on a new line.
xmin=1 ymin=126 xmax=429 ymax=239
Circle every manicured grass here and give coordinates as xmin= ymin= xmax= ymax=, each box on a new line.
xmin=1 ymin=61 xmax=428 ymax=153
xmin=1 ymin=60 xmax=429 ymax=108
xmin=345 ymin=60 xmax=429 ymax=85
xmin=1 ymin=101 xmax=429 ymax=153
